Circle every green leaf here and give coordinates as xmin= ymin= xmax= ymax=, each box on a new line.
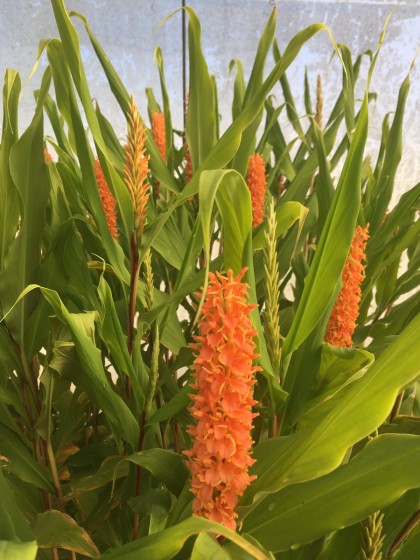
xmin=0 ymin=469 xmax=35 ymax=541
xmin=199 ymin=169 xmax=252 ymax=274
xmin=298 ymin=343 xmax=374 ymax=425
xmin=121 ymin=449 xmax=189 ymax=496
xmin=72 ymin=5 xmax=331 ymax=264
xmin=315 ymin=524 xmax=360 ymax=560
xmin=282 ymin=93 xmax=368 ymax=362
xmin=339 ymin=44 xmax=356 ymax=134
xmin=252 ymin=202 xmax=308 ymax=251
xmin=0 ymin=426 xmax=53 ymax=491
xmin=242 ymin=434 xmax=420 ymax=551
xmin=191 ymin=533 xmax=232 ymax=560
xmin=69 ymin=8 xmax=179 ymax=194
xmin=147 ymin=384 xmax=190 ymax=427
xmin=97 ymin=275 xmax=145 ymax=414
xmin=185 ymin=7 xmax=217 ymax=170
xmin=101 ymin=516 xmax=271 ymax=560
xmin=198 ymin=170 xmax=287 ymax=406
xmin=0 ymin=324 xmax=21 ymax=374
xmin=0 ymin=541 xmax=37 ymax=560
xmin=33 ymin=510 xmax=100 ymax=557
xmin=46 ymin=39 xmax=129 ymax=282
xmin=304 ymin=67 xmax=313 ymax=116
xmin=264 ymin=99 xmax=296 ymax=181
xmin=243 ymin=313 xmax=420 ymax=504
xmin=281 ymin=114 xmax=342 ymax=205
xmin=72 ymin=456 xmax=129 ymax=495
xmin=154 ymin=46 xmax=174 ymax=171
xmin=130 ymin=489 xmax=172 ymax=535
xmin=0 ymin=68 xmax=51 ymax=352
xmin=229 ymin=60 xmax=246 ymax=120
xmin=273 ymin=40 xmax=306 ymax=143
xmin=311 ymin=121 xmax=334 ymax=233
xmin=232 ymin=8 xmax=277 ymax=174
xmin=13 ymin=285 xmax=139 ymax=448
xmin=368 ymin=72 xmax=410 ymax=233
xmin=0 ymin=69 xmax=21 ymax=273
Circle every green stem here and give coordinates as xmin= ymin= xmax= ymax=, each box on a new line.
xmin=389 ymin=391 xmax=404 ymax=422
xmin=387 ymin=509 xmax=419 ymax=557
xmin=45 ymin=365 xmax=66 ymax=513
xmin=133 ymin=324 xmax=160 ymax=540
xmin=127 ymin=234 xmax=140 ymax=397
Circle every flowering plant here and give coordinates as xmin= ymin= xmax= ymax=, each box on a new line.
xmin=0 ymin=1 xmax=419 ymax=559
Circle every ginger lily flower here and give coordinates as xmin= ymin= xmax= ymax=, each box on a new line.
xmin=325 ymin=225 xmax=369 ymax=347
xmin=246 ymin=154 xmax=267 ymax=227
xmin=185 ymin=269 xmax=260 ymax=531
xmin=151 ymin=111 xmax=166 ymax=161
xmin=94 ymin=159 xmax=119 ymax=239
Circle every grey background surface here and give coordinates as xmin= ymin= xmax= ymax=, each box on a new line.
xmin=1 ymin=0 xmax=419 ymax=202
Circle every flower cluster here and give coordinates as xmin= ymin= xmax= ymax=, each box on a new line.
xmin=124 ymin=97 xmax=150 ymax=240
xmin=325 ymin=225 xmax=369 ymax=347
xmin=94 ymin=159 xmax=118 ymax=239
xmin=151 ymin=111 xmax=166 ymax=161
xmin=246 ymin=154 xmax=267 ymax=227
xmin=185 ymin=269 xmax=259 ymax=531
xmin=151 ymin=111 xmax=166 ymax=199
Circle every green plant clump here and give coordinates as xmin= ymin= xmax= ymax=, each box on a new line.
xmin=0 ymin=1 xmax=419 ymax=559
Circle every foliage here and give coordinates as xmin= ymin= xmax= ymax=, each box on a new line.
xmin=0 ymin=1 xmax=419 ymax=559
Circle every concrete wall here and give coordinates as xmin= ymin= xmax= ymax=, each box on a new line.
xmin=1 ymin=0 xmax=419 ymax=201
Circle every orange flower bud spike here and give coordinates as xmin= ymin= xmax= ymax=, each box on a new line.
xmin=151 ymin=111 xmax=166 ymax=200
xmin=185 ymin=269 xmax=260 ymax=531
xmin=325 ymin=225 xmax=369 ymax=347
xmin=124 ymin=97 xmax=151 ymax=359
xmin=151 ymin=111 xmax=166 ymax=161
xmin=124 ymin=97 xmax=150 ymax=242
xmin=94 ymin=159 xmax=119 ymax=239
xmin=246 ymin=154 xmax=267 ymax=227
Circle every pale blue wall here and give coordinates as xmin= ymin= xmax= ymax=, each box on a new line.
xmin=1 ymin=0 xmax=419 ymax=199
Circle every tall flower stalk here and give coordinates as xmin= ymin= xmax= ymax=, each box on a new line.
xmin=263 ymin=199 xmax=282 ymax=382
xmin=246 ymin=154 xmax=267 ymax=227
xmin=124 ymin=97 xmax=150 ymax=357
xmin=325 ymin=225 xmax=369 ymax=347
xmin=185 ymin=269 xmax=260 ymax=531
xmin=315 ymin=74 xmax=323 ymax=128
xmin=94 ymin=159 xmax=119 ymax=239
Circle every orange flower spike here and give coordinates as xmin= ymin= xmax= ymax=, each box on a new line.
xmin=151 ymin=111 xmax=166 ymax=200
xmin=151 ymin=111 xmax=166 ymax=161
xmin=246 ymin=154 xmax=267 ymax=227
xmin=94 ymin=159 xmax=119 ymax=239
xmin=185 ymin=269 xmax=260 ymax=531
xmin=124 ymin=97 xmax=150 ymax=241
xmin=325 ymin=225 xmax=369 ymax=347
